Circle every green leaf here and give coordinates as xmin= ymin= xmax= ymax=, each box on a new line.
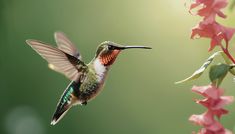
xmin=220 ymin=52 xmax=235 ymax=75
xmin=175 ymin=51 xmax=221 ymax=84
xmin=209 ymin=63 xmax=230 ymax=87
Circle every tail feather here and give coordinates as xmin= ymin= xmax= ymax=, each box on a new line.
xmin=51 ymin=81 xmax=80 ymax=125
xmin=51 ymin=105 xmax=71 ymax=125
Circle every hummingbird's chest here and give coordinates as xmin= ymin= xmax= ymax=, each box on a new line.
xmin=79 ymin=76 xmax=106 ymax=101
xmin=78 ymin=60 xmax=108 ymax=101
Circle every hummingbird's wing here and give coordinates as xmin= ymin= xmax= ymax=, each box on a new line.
xmin=54 ymin=32 xmax=82 ymax=59
xmin=26 ymin=39 xmax=87 ymax=82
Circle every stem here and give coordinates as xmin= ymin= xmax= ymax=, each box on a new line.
xmin=220 ymin=45 xmax=235 ymax=64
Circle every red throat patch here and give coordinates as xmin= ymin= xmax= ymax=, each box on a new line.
xmin=99 ymin=50 xmax=120 ymax=66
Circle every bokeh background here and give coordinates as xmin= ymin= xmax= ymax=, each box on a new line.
xmin=1 ymin=0 xmax=235 ymax=134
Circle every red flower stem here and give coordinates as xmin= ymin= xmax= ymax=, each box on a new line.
xmin=220 ymin=45 xmax=235 ymax=64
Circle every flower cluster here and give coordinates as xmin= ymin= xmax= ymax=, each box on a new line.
xmin=190 ymin=0 xmax=235 ymax=51
xmin=189 ymin=85 xmax=234 ymax=134
xmin=185 ymin=0 xmax=235 ymax=133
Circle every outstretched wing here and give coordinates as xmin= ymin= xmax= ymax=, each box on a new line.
xmin=26 ymin=39 xmax=87 ymax=82
xmin=54 ymin=32 xmax=82 ymax=59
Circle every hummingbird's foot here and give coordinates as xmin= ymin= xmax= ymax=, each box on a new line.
xmin=81 ymin=101 xmax=87 ymax=106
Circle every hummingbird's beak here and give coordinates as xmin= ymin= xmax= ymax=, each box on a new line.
xmin=116 ymin=46 xmax=152 ymax=50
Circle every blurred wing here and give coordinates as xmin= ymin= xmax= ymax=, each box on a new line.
xmin=54 ymin=32 xmax=82 ymax=59
xmin=26 ymin=39 xmax=86 ymax=81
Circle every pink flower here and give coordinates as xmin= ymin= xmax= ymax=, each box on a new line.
xmin=189 ymin=0 xmax=235 ymax=51
xmin=188 ymin=0 xmax=235 ymax=133
xmin=191 ymin=21 xmax=235 ymax=51
xmin=189 ymin=85 xmax=233 ymax=134
xmin=190 ymin=0 xmax=228 ymax=23
xmin=192 ymin=85 xmax=223 ymax=99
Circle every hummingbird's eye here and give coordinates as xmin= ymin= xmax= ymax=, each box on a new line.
xmin=108 ymin=45 xmax=114 ymax=50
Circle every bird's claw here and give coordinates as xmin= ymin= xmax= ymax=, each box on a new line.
xmin=82 ymin=101 xmax=87 ymax=106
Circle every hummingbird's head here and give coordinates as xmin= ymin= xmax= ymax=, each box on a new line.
xmin=95 ymin=41 xmax=151 ymax=66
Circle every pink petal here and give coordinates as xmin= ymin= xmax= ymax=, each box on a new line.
xmin=196 ymin=96 xmax=233 ymax=110
xmin=189 ymin=111 xmax=214 ymax=126
xmin=213 ymin=109 xmax=228 ymax=119
xmin=213 ymin=96 xmax=234 ymax=109
xmin=205 ymin=120 xmax=223 ymax=131
xmin=192 ymin=85 xmax=223 ymax=99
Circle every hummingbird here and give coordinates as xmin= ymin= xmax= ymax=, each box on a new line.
xmin=26 ymin=32 xmax=151 ymax=125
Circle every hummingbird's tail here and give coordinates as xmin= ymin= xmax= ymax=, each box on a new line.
xmin=51 ymin=104 xmax=71 ymax=125
xmin=51 ymin=82 xmax=80 ymax=125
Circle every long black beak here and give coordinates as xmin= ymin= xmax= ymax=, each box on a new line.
xmin=117 ymin=46 xmax=152 ymax=50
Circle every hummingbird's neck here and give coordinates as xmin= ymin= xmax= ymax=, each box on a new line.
xmin=98 ymin=50 xmax=120 ymax=66
xmin=91 ymin=50 xmax=120 ymax=82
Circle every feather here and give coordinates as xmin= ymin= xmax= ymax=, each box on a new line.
xmin=26 ymin=39 xmax=87 ymax=82
xmin=54 ymin=32 xmax=82 ymax=59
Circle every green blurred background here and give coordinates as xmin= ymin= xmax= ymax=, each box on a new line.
xmin=1 ymin=0 xmax=235 ymax=134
